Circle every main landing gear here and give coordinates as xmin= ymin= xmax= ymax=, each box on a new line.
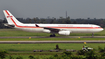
xmin=50 ymin=34 xmax=56 ymax=37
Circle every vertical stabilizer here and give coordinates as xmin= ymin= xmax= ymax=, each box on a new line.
xmin=3 ymin=10 xmax=23 ymax=26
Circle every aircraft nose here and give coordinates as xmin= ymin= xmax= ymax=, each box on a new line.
xmin=102 ymin=28 xmax=104 ymax=31
xmin=101 ymin=28 xmax=104 ymax=31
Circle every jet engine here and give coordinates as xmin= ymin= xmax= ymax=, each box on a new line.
xmin=58 ymin=31 xmax=70 ymax=35
xmin=43 ymin=29 xmax=51 ymax=33
xmin=43 ymin=29 xmax=70 ymax=36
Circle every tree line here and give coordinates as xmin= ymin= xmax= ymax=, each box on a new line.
xmin=0 ymin=17 xmax=105 ymax=29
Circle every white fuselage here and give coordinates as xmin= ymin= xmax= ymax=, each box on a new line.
xmin=15 ymin=24 xmax=103 ymax=33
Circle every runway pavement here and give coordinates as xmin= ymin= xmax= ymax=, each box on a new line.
xmin=0 ymin=36 xmax=105 ymax=43
xmin=0 ymin=36 xmax=105 ymax=38
xmin=0 ymin=41 xmax=105 ymax=44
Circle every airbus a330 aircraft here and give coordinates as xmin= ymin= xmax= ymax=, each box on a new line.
xmin=3 ymin=10 xmax=104 ymax=37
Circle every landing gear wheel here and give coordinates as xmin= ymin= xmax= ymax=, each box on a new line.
xmin=52 ymin=34 xmax=55 ymax=37
xmin=50 ymin=35 xmax=52 ymax=37
xmin=50 ymin=34 xmax=56 ymax=37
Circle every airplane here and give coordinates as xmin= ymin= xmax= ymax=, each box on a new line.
xmin=3 ymin=10 xmax=104 ymax=37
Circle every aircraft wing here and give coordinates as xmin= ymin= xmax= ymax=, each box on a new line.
xmin=44 ymin=27 xmax=60 ymax=33
xmin=35 ymin=24 xmax=60 ymax=33
xmin=35 ymin=24 xmax=70 ymax=36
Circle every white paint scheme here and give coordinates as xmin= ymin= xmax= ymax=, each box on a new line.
xmin=3 ymin=10 xmax=104 ymax=36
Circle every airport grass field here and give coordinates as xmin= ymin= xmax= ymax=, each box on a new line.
xmin=1 ymin=43 xmax=105 ymax=59
xmin=0 ymin=29 xmax=105 ymax=59
xmin=0 ymin=29 xmax=104 ymax=36
xmin=0 ymin=43 xmax=105 ymax=51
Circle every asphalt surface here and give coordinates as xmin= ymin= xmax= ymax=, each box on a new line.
xmin=0 ymin=36 xmax=105 ymax=44
xmin=0 ymin=36 xmax=105 ymax=38
xmin=0 ymin=40 xmax=105 ymax=44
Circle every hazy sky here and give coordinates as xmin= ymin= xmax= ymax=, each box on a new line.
xmin=0 ymin=0 xmax=105 ymax=19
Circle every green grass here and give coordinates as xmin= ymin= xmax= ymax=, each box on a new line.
xmin=0 ymin=43 xmax=105 ymax=52
xmin=0 ymin=29 xmax=52 ymax=36
xmin=6 ymin=55 xmax=52 ymax=59
xmin=0 ymin=29 xmax=105 ymax=36
xmin=1 ymin=43 xmax=104 ymax=59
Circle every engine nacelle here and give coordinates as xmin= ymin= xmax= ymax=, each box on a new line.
xmin=58 ymin=31 xmax=70 ymax=35
xmin=43 ymin=29 xmax=51 ymax=33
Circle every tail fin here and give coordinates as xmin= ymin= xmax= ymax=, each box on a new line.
xmin=3 ymin=10 xmax=23 ymax=26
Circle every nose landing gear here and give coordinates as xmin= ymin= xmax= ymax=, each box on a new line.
xmin=92 ymin=33 xmax=94 ymax=37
